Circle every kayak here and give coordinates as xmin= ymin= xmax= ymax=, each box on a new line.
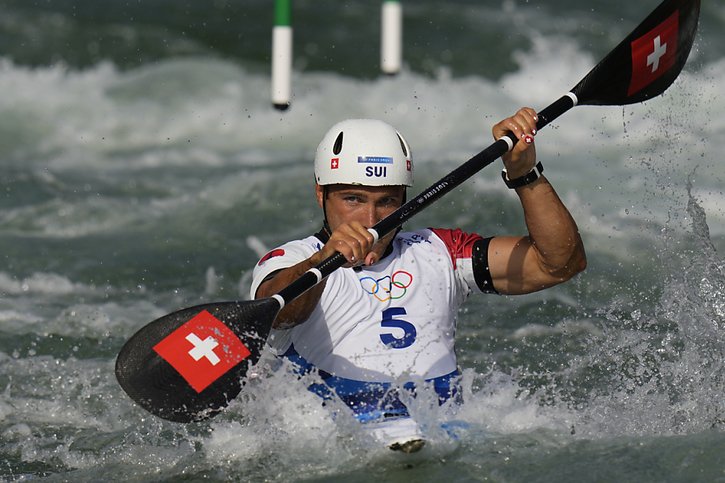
xmin=366 ymin=416 xmax=426 ymax=453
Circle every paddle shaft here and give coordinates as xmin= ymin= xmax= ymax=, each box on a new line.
xmin=275 ymin=93 xmax=577 ymax=306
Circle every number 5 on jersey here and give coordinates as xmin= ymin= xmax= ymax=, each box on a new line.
xmin=379 ymin=307 xmax=417 ymax=349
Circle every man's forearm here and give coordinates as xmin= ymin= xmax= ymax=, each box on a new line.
xmin=516 ymin=176 xmax=586 ymax=278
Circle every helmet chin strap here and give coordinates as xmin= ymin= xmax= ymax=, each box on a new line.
xmin=321 ymin=185 xmax=332 ymax=237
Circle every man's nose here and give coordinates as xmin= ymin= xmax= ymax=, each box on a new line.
xmin=363 ymin=203 xmax=380 ymax=227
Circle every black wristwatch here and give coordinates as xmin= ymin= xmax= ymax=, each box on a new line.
xmin=501 ymin=162 xmax=544 ymax=189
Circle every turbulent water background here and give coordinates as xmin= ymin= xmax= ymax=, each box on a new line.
xmin=1 ymin=0 xmax=724 ymax=481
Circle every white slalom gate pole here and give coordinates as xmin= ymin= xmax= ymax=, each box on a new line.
xmin=272 ymin=0 xmax=292 ymax=110
xmin=381 ymin=0 xmax=402 ymax=75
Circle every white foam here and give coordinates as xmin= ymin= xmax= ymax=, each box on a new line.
xmin=0 ymin=271 xmax=82 ymax=295
xmin=2 ymin=51 xmax=723 ymax=248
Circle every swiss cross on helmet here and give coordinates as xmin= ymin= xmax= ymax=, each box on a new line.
xmin=314 ymin=119 xmax=413 ymax=187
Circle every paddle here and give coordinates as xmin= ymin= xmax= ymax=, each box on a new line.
xmin=115 ymin=0 xmax=701 ymax=423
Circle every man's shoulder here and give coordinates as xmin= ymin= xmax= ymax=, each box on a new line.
xmin=254 ymin=235 xmax=320 ymax=270
xmin=398 ymin=227 xmax=485 ymax=263
xmin=250 ymin=234 xmax=323 ymax=299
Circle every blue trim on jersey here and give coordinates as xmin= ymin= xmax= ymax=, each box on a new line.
xmin=282 ymin=345 xmax=462 ymax=422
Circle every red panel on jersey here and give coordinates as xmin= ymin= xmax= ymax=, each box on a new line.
xmin=430 ymin=228 xmax=483 ymax=269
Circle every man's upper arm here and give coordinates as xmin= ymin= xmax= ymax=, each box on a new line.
xmin=487 ymin=235 xmax=569 ymax=295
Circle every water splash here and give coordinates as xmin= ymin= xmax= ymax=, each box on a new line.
xmin=567 ymin=183 xmax=724 ymax=437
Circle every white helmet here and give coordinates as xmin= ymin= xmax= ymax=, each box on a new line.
xmin=314 ymin=119 xmax=413 ymax=187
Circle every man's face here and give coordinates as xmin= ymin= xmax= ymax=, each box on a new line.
xmin=316 ymin=183 xmax=405 ymax=258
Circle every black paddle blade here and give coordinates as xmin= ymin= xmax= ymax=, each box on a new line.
xmin=573 ymin=0 xmax=700 ymax=106
xmin=115 ymin=298 xmax=279 ymax=422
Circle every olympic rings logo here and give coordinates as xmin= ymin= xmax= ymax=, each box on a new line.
xmin=359 ymin=270 xmax=413 ymax=302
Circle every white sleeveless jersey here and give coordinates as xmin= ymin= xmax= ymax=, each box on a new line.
xmin=250 ymin=228 xmax=484 ymax=382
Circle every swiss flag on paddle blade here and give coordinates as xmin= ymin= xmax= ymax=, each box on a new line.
xmin=153 ymin=310 xmax=251 ymax=393
xmin=628 ymin=10 xmax=679 ymax=96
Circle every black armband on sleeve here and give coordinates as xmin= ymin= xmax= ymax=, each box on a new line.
xmin=472 ymin=237 xmax=499 ymax=294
